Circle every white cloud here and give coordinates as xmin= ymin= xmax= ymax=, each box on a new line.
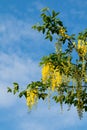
xmin=0 ymin=53 xmax=41 ymax=83
xmin=0 ymin=9 xmax=44 ymax=109
xmin=0 ymin=52 xmax=41 ymax=108
xmin=15 ymin=102 xmax=87 ymax=130
xmin=0 ymin=86 xmax=17 ymax=108
xmin=0 ymin=14 xmax=41 ymax=45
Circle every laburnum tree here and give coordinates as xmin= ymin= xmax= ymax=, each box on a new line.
xmin=8 ymin=8 xmax=87 ymax=119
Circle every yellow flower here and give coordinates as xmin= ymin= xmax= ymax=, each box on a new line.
xmin=51 ymin=70 xmax=62 ymax=91
xmin=26 ymin=89 xmax=38 ymax=109
xmin=77 ymin=40 xmax=87 ymax=57
xmin=42 ymin=62 xmax=54 ymax=83
xmin=42 ymin=62 xmax=62 ymax=91
xmin=59 ymin=28 xmax=65 ymax=35
xmin=59 ymin=27 xmax=70 ymax=39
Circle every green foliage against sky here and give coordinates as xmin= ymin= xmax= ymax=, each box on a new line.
xmin=8 ymin=8 xmax=87 ymax=119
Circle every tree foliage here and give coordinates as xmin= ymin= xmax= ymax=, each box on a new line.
xmin=8 ymin=8 xmax=87 ymax=119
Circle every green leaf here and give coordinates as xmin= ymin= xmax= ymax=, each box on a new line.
xmin=19 ymin=90 xmax=26 ymax=98
xmin=7 ymin=87 xmax=12 ymax=93
xmin=85 ymin=106 xmax=87 ymax=111
xmin=32 ymin=25 xmax=37 ymax=29
xmin=37 ymin=26 xmax=42 ymax=32
xmin=58 ymin=20 xmax=63 ymax=26
xmin=38 ymin=93 xmax=48 ymax=100
xmin=13 ymin=82 xmax=19 ymax=94
xmin=41 ymin=7 xmax=49 ymax=12
xmin=49 ymin=35 xmax=53 ymax=41
xmin=42 ymin=27 xmax=45 ymax=34
xmin=52 ymin=10 xmax=56 ymax=17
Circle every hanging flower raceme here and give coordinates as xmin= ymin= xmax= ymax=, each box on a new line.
xmin=42 ymin=62 xmax=62 ymax=91
xmin=51 ymin=69 xmax=62 ymax=91
xmin=42 ymin=62 xmax=54 ymax=84
xmin=26 ymin=88 xmax=38 ymax=109
xmin=77 ymin=40 xmax=87 ymax=57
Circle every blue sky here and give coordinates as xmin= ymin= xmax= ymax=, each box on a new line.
xmin=0 ymin=0 xmax=87 ymax=130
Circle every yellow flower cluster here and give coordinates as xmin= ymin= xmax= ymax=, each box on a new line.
xmin=42 ymin=62 xmax=54 ymax=84
xmin=59 ymin=28 xmax=66 ymax=34
xmin=51 ymin=70 xmax=62 ymax=91
xmin=77 ymin=40 xmax=87 ymax=57
xmin=42 ymin=62 xmax=62 ymax=91
xmin=26 ymin=89 xmax=38 ymax=109
xmin=59 ymin=27 xmax=70 ymax=39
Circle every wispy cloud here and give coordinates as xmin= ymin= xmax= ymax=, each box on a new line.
xmin=0 ymin=52 xmax=41 ymax=108
xmin=0 ymin=52 xmax=41 ymax=84
xmin=0 ymin=14 xmax=41 ymax=45
xmin=0 ymin=8 xmax=50 ymax=108
xmin=0 ymin=86 xmax=17 ymax=108
xmin=14 ymin=102 xmax=87 ymax=130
